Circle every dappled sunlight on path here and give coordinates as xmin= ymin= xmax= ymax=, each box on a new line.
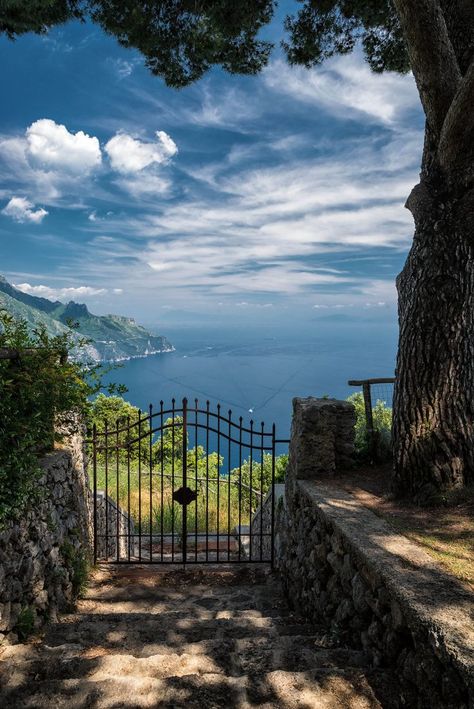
xmin=0 ymin=566 xmax=395 ymax=707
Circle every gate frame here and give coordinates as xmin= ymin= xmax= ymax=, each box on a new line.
xmin=90 ymin=397 xmax=289 ymax=567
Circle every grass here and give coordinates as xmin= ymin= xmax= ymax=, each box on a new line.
xmin=94 ymin=462 xmax=259 ymax=536
xmin=336 ymin=465 xmax=474 ymax=591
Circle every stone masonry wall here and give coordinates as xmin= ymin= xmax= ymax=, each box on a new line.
xmin=250 ymin=483 xmax=284 ymax=561
xmin=277 ymin=397 xmax=473 ymax=709
xmin=95 ymin=491 xmax=135 ymax=561
xmin=0 ymin=416 xmax=93 ymax=644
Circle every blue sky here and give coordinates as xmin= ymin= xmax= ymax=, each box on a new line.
xmin=0 ymin=4 xmax=424 ymax=328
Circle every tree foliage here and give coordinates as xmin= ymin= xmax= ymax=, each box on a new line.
xmin=0 ymin=1 xmax=410 ymax=85
xmin=0 ymin=0 xmax=83 ymax=38
xmin=231 ymin=452 xmax=287 ymax=510
xmin=0 ymin=312 xmax=121 ymax=523
xmin=347 ymin=391 xmax=392 ymax=461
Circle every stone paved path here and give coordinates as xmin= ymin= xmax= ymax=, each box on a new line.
xmin=0 ymin=566 xmax=395 ymax=708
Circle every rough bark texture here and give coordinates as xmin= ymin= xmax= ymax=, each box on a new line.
xmin=392 ymin=0 xmax=474 ymax=499
xmin=393 ymin=181 xmax=474 ymax=498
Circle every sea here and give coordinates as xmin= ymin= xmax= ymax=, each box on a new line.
xmin=103 ymin=317 xmax=398 ymax=443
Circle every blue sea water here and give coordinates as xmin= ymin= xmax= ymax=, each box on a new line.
xmin=104 ymin=317 xmax=398 ymax=441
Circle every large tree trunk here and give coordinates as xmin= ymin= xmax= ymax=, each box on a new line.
xmin=389 ymin=0 xmax=474 ymax=500
xmin=393 ymin=170 xmax=474 ymax=500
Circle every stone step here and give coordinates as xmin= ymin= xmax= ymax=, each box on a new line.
xmin=42 ymin=613 xmax=322 ymax=650
xmin=76 ymin=598 xmax=294 ymax=619
xmin=1 ymin=635 xmax=369 ymax=684
xmin=85 ymin=582 xmax=288 ymax=614
xmin=0 ymin=669 xmax=382 ymax=708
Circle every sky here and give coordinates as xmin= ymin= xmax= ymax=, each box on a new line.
xmin=0 ymin=2 xmax=425 ymax=330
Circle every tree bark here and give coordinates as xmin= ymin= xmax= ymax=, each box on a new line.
xmin=393 ymin=172 xmax=474 ymax=499
xmin=390 ymin=1 xmax=474 ymax=500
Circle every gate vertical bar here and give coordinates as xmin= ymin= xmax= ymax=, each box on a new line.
xmin=127 ymin=416 xmax=131 ymax=561
xmin=227 ymin=410 xmax=232 ymax=561
xmin=249 ymin=420 xmax=253 ymax=561
xmin=138 ymin=410 xmax=142 ymax=562
xmin=160 ymin=401 xmax=164 ymax=562
xmin=194 ymin=399 xmax=198 ymax=562
xmin=104 ymin=420 xmax=109 ymax=560
xmin=271 ymin=423 xmax=276 ymax=569
xmin=171 ymin=399 xmax=175 ymax=562
xmin=238 ymin=417 xmax=242 ymax=562
xmin=116 ymin=420 xmax=120 ymax=562
xmin=182 ymin=398 xmax=188 ymax=564
xmin=260 ymin=422 xmax=264 ymax=562
xmin=93 ymin=423 xmax=97 ymax=564
xmin=149 ymin=404 xmax=153 ymax=562
xmin=205 ymin=401 xmax=210 ymax=562
xmin=216 ymin=404 xmax=221 ymax=561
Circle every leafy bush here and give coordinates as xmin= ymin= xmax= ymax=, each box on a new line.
xmin=347 ymin=392 xmax=392 ymax=461
xmin=89 ymin=394 xmax=151 ymax=463
xmin=0 ymin=312 xmax=123 ymax=524
xmin=231 ymin=453 xmax=288 ymax=511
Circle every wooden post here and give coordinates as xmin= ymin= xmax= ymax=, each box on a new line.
xmin=362 ymin=382 xmax=375 ymax=457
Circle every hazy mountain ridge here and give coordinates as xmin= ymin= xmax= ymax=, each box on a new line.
xmin=0 ymin=276 xmax=173 ymax=362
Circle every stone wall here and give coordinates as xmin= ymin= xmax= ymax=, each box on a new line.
xmin=0 ymin=417 xmax=92 ymax=644
xmin=250 ymin=483 xmax=284 ymax=561
xmin=95 ymin=491 xmax=135 ymax=561
xmin=277 ymin=397 xmax=473 ymax=709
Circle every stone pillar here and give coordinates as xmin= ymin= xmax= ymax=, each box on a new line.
xmin=55 ymin=410 xmax=93 ymax=554
xmin=288 ymin=398 xmax=355 ymax=480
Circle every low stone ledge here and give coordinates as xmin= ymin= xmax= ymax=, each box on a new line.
xmin=278 ymin=480 xmax=473 ymax=708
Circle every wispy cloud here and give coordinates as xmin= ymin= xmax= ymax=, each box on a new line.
xmin=264 ymin=55 xmax=419 ymax=125
xmin=14 ymin=282 xmax=108 ymax=300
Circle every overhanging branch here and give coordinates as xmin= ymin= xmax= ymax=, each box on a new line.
xmin=393 ymin=0 xmax=460 ymax=136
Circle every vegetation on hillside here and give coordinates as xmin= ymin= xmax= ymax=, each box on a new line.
xmin=0 ymin=275 xmax=172 ymax=362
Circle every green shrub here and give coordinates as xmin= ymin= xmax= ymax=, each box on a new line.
xmin=347 ymin=392 xmax=392 ymax=461
xmin=231 ymin=453 xmax=288 ymax=511
xmin=0 ymin=312 xmax=124 ymax=525
xmin=15 ymin=606 xmax=35 ymax=640
xmin=89 ymin=393 xmax=151 ymax=463
xmin=61 ymin=541 xmax=90 ymax=598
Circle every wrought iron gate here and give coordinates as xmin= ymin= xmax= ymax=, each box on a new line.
xmin=91 ymin=398 xmax=288 ymax=566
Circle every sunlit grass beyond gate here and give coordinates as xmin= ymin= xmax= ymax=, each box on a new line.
xmin=89 ymin=395 xmax=288 ymax=563
xmin=95 ymin=463 xmax=246 ymax=537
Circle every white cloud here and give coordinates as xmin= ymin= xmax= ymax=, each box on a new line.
xmin=264 ymin=56 xmax=419 ymax=125
xmin=115 ymin=173 xmax=171 ymax=198
xmin=2 ymin=196 xmax=48 ymax=223
xmin=14 ymin=283 xmax=107 ymax=300
xmin=105 ymin=131 xmax=177 ymax=173
xmin=26 ymin=119 xmax=101 ymax=174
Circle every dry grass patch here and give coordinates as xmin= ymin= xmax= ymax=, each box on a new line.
xmin=331 ymin=465 xmax=474 ymax=592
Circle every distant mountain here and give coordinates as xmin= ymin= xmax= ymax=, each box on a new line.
xmin=0 ymin=275 xmax=174 ymax=362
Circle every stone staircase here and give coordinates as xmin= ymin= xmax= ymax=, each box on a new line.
xmin=0 ymin=566 xmax=395 ymax=708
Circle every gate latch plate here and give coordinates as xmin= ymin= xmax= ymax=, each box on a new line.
xmin=173 ymin=486 xmax=198 ymax=506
